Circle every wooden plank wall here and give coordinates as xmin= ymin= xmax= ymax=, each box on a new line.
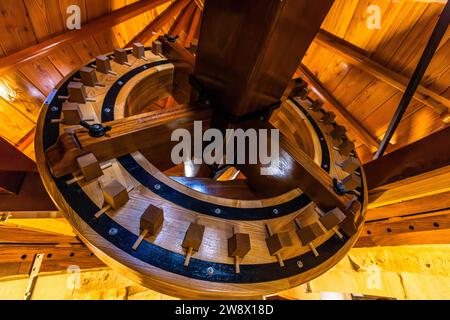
xmin=0 ymin=0 xmax=175 ymax=160
xmin=302 ymin=0 xmax=449 ymax=163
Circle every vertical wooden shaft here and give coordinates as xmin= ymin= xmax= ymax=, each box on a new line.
xmin=194 ymin=0 xmax=334 ymax=118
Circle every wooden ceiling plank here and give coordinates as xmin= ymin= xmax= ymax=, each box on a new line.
xmin=126 ymin=0 xmax=191 ymax=47
xmin=315 ymin=30 xmax=450 ymax=119
xmin=298 ymin=64 xmax=380 ymax=149
xmin=0 ymin=0 xmax=38 ymax=55
xmin=0 ymin=0 xmax=171 ymax=74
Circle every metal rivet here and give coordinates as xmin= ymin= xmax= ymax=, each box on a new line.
xmin=273 ymin=209 xmax=279 ymax=215
xmin=154 ymin=184 xmax=161 ymax=190
xmin=207 ymin=267 xmax=214 ymax=275
xmin=118 ymin=81 xmax=124 ymax=86
xmin=143 ymin=65 xmax=148 ymax=69
xmin=51 ymin=106 xmax=59 ymax=112
xmin=104 ymin=107 xmax=111 ymax=113
xmin=108 ymin=228 xmax=118 ymax=236
xmin=214 ymin=208 xmax=221 ymax=214
xmin=323 ymin=164 xmax=328 ymax=169
xmin=297 ymin=261 xmax=304 ymax=269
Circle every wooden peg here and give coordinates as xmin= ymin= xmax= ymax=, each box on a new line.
xmin=114 ymin=48 xmax=131 ymax=66
xmin=295 ymin=220 xmax=324 ymax=257
xmin=152 ymin=40 xmax=163 ymax=55
xmin=320 ymin=111 xmax=336 ymax=124
xmin=132 ymin=204 xmax=164 ymax=250
xmin=289 ymin=79 xmax=308 ymax=98
xmin=341 ymin=173 xmax=361 ymax=191
xmin=265 ymin=224 xmax=291 ymax=267
xmin=347 ymin=199 xmax=362 ymax=216
xmin=337 ymin=157 xmax=360 ymax=174
xmin=336 ymin=139 xmax=355 ymax=157
xmin=330 ymin=125 xmax=347 ymax=140
xmin=79 ymin=66 xmax=103 ymax=87
xmin=102 ymin=179 xmax=129 ymax=210
xmin=66 ymin=162 xmax=112 ymax=186
xmin=310 ymin=99 xmax=323 ymax=112
xmin=228 ymin=227 xmax=251 ymax=274
xmin=76 ymin=153 xmax=103 ymax=182
xmin=182 ymin=222 xmax=205 ymax=266
xmin=67 ymin=82 xmax=96 ymax=104
xmin=94 ymin=204 xmax=112 ymax=219
xmin=96 ymin=55 xmax=116 ymax=75
xmin=62 ymin=102 xmax=83 ymax=125
xmin=318 ymin=207 xmax=346 ymax=239
xmin=133 ymin=42 xmax=147 ymax=60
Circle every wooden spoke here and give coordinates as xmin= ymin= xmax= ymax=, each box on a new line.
xmin=45 ymin=106 xmax=212 ymax=178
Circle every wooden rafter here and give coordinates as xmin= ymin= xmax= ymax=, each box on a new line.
xmin=126 ymin=0 xmax=191 ymax=47
xmin=314 ymin=30 xmax=450 ymax=121
xmin=169 ymin=1 xmax=197 ymax=38
xmin=184 ymin=7 xmax=202 ymax=48
xmin=298 ymin=64 xmax=380 ymax=149
xmin=0 ymin=0 xmax=171 ymax=74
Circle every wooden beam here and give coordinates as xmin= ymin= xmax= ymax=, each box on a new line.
xmin=0 ymin=224 xmax=79 ymax=244
xmin=356 ymin=211 xmax=450 ymax=247
xmin=0 ymin=244 xmax=105 ymax=279
xmin=298 ymin=64 xmax=380 ymax=149
xmin=365 ymin=126 xmax=450 ymax=189
xmin=314 ymin=30 xmax=450 ymax=120
xmin=0 ymin=0 xmax=171 ymax=74
xmin=366 ymin=191 xmax=450 ymax=221
xmin=126 ymin=0 xmax=191 ymax=47
xmin=234 ymin=121 xmax=353 ymax=213
xmin=374 ymin=1 xmax=450 ymax=158
xmin=184 ymin=7 xmax=202 ymax=48
xmin=168 ymin=1 xmax=197 ymax=38
xmin=45 ymin=106 xmax=212 ymax=178
xmin=194 ymin=0 xmax=335 ymax=118
xmin=368 ymin=165 xmax=450 ymax=209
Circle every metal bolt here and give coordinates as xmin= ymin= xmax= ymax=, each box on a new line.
xmin=154 ymin=184 xmax=161 ymax=190
xmin=214 ymin=208 xmax=221 ymax=215
xmin=108 ymin=228 xmax=118 ymax=236
xmin=273 ymin=209 xmax=279 ymax=215
xmin=51 ymin=106 xmax=59 ymax=112
xmin=207 ymin=267 xmax=215 ymax=276
xmin=118 ymin=81 xmax=124 ymax=86
xmin=104 ymin=107 xmax=111 ymax=113
xmin=297 ymin=261 xmax=304 ymax=269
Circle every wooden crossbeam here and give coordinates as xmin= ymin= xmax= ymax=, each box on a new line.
xmin=234 ymin=121 xmax=354 ymax=213
xmin=298 ymin=64 xmax=380 ymax=149
xmin=0 ymin=244 xmax=104 ymax=279
xmin=365 ymin=126 xmax=450 ymax=189
xmin=0 ymin=0 xmax=171 ymax=74
xmin=314 ymin=30 xmax=450 ymax=120
xmin=366 ymin=191 xmax=450 ymax=221
xmin=356 ymin=210 xmax=450 ymax=247
xmin=126 ymin=0 xmax=192 ymax=47
xmin=45 ymin=106 xmax=212 ymax=178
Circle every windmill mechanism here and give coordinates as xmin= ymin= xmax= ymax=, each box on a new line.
xmin=35 ymin=0 xmax=367 ymax=299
